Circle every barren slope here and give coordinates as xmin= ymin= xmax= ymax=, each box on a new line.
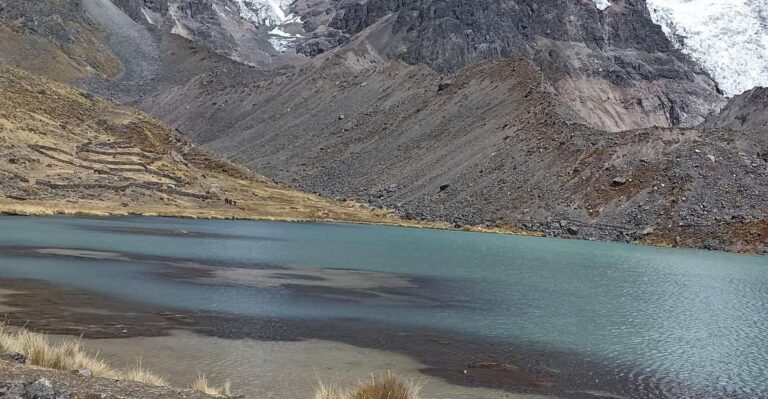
xmin=0 ymin=64 xmax=397 ymax=224
xmin=0 ymin=1 xmax=121 ymax=82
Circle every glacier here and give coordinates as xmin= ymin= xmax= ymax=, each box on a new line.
xmin=645 ymin=0 xmax=768 ymax=96
xmin=232 ymin=0 xmax=293 ymax=26
xmin=230 ymin=0 xmax=303 ymax=52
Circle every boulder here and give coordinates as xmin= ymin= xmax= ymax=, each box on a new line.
xmin=611 ymin=177 xmax=628 ymax=186
xmin=1 ymin=380 xmax=26 ymax=398
xmin=73 ymin=368 xmax=93 ymax=378
xmin=26 ymin=378 xmax=55 ymax=399
xmin=0 ymin=352 xmax=26 ymax=364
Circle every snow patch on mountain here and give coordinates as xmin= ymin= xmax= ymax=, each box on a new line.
xmin=229 ymin=0 xmax=303 ymax=52
xmin=168 ymin=5 xmax=193 ymax=39
xmin=592 ymin=0 xmax=611 ymax=11
xmin=232 ymin=0 xmax=293 ymax=26
xmin=646 ymin=0 xmax=768 ymax=96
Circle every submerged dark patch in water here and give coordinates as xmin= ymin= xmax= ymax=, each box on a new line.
xmin=0 ymin=245 xmax=447 ymax=306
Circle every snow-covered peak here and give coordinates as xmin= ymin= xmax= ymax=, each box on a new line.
xmin=645 ymin=0 xmax=768 ymax=96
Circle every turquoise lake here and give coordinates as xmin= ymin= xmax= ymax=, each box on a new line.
xmin=0 ymin=216 xmax=766 ymax=398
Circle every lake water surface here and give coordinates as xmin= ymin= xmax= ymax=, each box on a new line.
xmin=0 ymin=216 xmax=766 ymax=398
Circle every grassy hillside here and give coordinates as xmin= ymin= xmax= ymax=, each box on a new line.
xmin=0 ymin=64 xmax=397 ymax=224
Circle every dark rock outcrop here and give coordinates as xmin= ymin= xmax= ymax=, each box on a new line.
xmin=331 ymin=0 xmax=668 ymax=73
xmin=0 ymin=378 xmax=69 ymax=399
xmin=322 ymin=0 xmax=725 ymax=131
xmin=703 ymin=87 xmax=768 ymax=133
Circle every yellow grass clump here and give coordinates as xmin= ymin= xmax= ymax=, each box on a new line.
xmin=0 ymin=326 xmax=167 ymax=386
xmin=192 ymin=373 xmax=231 ymax=397
xmin=315 ymin=372 xmax=420 ymax=399
xmin=0 ymin=327 xmax=242 ymax=396
xmin=120 ymin=361 xmax=170 ymax=387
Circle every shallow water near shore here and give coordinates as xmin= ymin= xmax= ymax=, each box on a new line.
xmin=0 ymin=216 xmax=767 ymax=398
xmin=72 ymin=331 xmax=546 ymax=399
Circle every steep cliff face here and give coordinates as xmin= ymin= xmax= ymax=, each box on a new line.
xmin=80 ymin=0 xmax=727 ymax=132
xmin=300 ymin=0 xmax=726 ymax=131
xmin=0 ymin=0 xmax=727 ymax=133
xmin=106 ymin=0 xmax=307 ymax=66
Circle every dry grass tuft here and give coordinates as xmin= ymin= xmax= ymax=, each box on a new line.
xmin=0 ymin=326 xmax=114 ymax=377
xmin=192 ymin=373 xmax=231 ymax=397
xmin=121 ymin=361 xmax=169 ymax=387
xmin=0 ymin=327 xmax=170 ymax=387
xmin=314 ymin=382 xmax=344 ymax=399
xmin=315 ymin=372 xmax=419 ymax=399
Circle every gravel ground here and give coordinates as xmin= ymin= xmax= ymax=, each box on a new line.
xmin=0 ymin=361 xmax=215 ymax=399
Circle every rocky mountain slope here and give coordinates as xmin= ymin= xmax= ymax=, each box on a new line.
xmin=321 ymin=0 xmax=725 ymax=131
xmin=108 ymin=0 xmax=302 ymax=66
xmin=0 ymin=0 xmax=726 ymax=131
xmin=129 ymin=0 xmax=727 ymax=132
xmin=704 ymin=87 xmax=768 ymax=133
xmin=1 ymin=0 xmax=767 ymax=252
xmin=140 ymin=43 xmax=768 ymax=252
xmin=0 ymin=63 xmax=396 ymax=224
xmin=0 ymin=0 xmax=121 ymax=82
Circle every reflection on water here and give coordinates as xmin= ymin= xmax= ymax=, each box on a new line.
xmin=0 ymin=216 xmax=767 ymax=397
